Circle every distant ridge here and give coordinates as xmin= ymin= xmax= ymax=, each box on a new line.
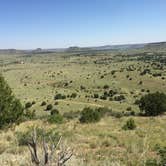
xmin=66 ymin=42 xmax=166 ymax=52
xmin=0 ymin=41 xmax=166 ymax=54
xmin=144 ymin=42 xmax=166 ymax=50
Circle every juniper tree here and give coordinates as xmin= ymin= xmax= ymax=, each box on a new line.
xmin=0 ymin=74 xmax=23 ymax=128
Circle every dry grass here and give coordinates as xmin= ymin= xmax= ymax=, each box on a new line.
xmin=0 ymin=53 xmax=166 ymax=165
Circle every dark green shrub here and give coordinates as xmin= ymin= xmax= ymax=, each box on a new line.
xmin=94 ymin=94 xmax=99 ymax=98
xmin=111 ymin=70 xmax=116 ymax=75
xmin=130 ymin=111 xmax=135 ymax=116
xmin=25 ymin=102 xmax=32 ymax=109
xmin=139 ymin=81 xmax=143 ymax=85
xmin=64 ymin=82 xmax=68 ymax=87
xmin=134 ymin=99 xmax=140 ymax=105
xmin=100 ymin=95 xmax=107 ymax=100
xmin=50 ymin=109 xmax=59 ymax=115
xmin=109 ymin=97 xmax=113 ymax=101
xmin=126 ymin=107 xmax=132 ymax=111
xmin=157 ymin=146 xmax=166 ymax=165
xmin=103 ymin=85 xmax=109 ymax=89
xmin=113 ymin=75 xmax=116 ymax=78
xmin=0 ymin=74 xmax=23 ymax=128
xmin=48 ymin=114 xmax=63 ymax=124
xmin=80 ymin=85 xmax=86 ymax=90
xmin=96 ymin=107 xmax=112 ymax=117
xmin=70 ymin=93 xmax=77 ymax=98
xmin=79 ymin=107 xmax=101 ymax=123
xmin=110 ymin=111 xmax=123 ymax=118
xmin=141 ymin=89 xmax=145 ymax=92
xmin=54 ymin=101 xmax=59 ymax=105
xmin=32 ymin=101 xmax=36 ymax=105
xmin=114 ymin=95 xmax=125 ymax=101
xmin=124 ymin=111 xmax=135 ymax=116
xmin=153 ymin=73 xmax=162 ymax=77
xmin=138 ymin=92 xmax=166 ymax=116
xmin=46 ymin=104 xmax=53 ymax=111
xmin=100 ymin=75 xmax=104 ymax=79
xmin=54 ymin=93 xmax=66 ymax=100
xmin=122 ymin=118 xmax=136 ymax=130
xmin=109 ymin=89 xmax=117 ymax=97
xmin=140 ymin=69 xmax=151 ymax=76
xmin=41 ymin=101 xmax=46 ymax=106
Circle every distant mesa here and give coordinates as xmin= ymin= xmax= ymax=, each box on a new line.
xmin=67 ymin=46 xmax=81 ymax=52
xmin=33 ymin=48 xmax=43 ymax=53
xmin=0 ymin=49 xmax=18 ymax=54
xmin=0 ymin=41 xmax=166 ymax=54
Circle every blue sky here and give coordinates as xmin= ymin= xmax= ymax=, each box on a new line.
xmin=0 ymin=0 xmax=166 ymax=49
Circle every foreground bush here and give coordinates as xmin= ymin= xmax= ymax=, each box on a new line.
xmin=18 ymin=128 xmax=72 ymax=165
xmin=79 ymin=107 xmax=101 ymax=123
xmin=146 ymin=145 xmax=166 ymax=166
xmin=48 ymin=114 xmax=64 ymax=124
xmin=16 ymin=127 xmax=59 ymax=146
xmin=156 ymin=146 xmax=166 ymax=165
xmin=145 ymin=159 xmax=158 ymax=166
xmin=122 ymin=118 xmax=136 ymax=130
xmin=138 ymin=92 xmax=166 ymax=116
xmin=23 ymin=109 xmax=36 ymax=120
xmin=0 ymin=74 xmax=23 ymax=128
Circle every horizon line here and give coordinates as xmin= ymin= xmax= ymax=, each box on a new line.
xmin=0 ymin=40 xmax=165 ymax=50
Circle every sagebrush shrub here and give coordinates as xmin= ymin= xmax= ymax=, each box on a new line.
xmin=48 ymin=114 xmax=63 ymax=124
xmin=122 ymin=118 xmax=136 ymax=130
xmin=16 ymin=127 xmax=59 ymax=146
xmin=79 ymin=107 xmax=101 ymax=123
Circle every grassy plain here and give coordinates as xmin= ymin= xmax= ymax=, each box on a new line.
xmin=0 ymin=51 xmax=166 ymax=165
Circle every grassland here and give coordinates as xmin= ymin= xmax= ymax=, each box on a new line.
xmin=0 ymin=50 xmax=166 ymax=165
